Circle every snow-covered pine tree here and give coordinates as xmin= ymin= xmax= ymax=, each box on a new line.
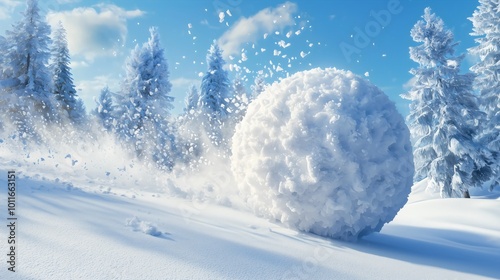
xmin=184 ymin=85 xmax=199 ymax=113
xmin=117 ymin=27 xmax=175 ymax=169
xmin=199 ymin=42 xmax=229 ymax=116
xmin=51 ymin=22 xmax=85 ymax=124
xmin=173 ymin=85 xmax=202 ymax=170
xmin=469 ymin=0 xmax=500 ymax=190
xmin=199 ymin=41 xmax=230 ymax=146
xmin=402 ymin=7 xmax=492 ymax=198
xmin=94 ymin=86 xmax=115 ymax=132
xmin=2 ymin=0 xmax=58 ymax=135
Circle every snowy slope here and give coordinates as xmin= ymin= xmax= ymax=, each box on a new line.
xmin=0 ymin=170 xmax=499 ymax=280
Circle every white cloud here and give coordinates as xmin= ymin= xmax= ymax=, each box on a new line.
xmin=47 ymin=4 xmax=145 ymax=61
xmin=218 ymin=2 xmax=298 ymax=59
xmin=70 ymin=60 xmax=89 ymax=68
xmin=0 ymin=0 xmax=22 ymax=20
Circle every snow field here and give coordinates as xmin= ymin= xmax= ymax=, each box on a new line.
xmin=0 ymin=174 xmax=498 ymax=280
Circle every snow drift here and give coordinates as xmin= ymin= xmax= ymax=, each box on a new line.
xmin=231 ymin=68 xmax=414 ymax=240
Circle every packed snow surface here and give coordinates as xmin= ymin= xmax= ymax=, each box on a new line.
xmin=232 ymin=68 xmax=414 ymax=240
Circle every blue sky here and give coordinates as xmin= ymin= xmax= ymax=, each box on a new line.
xmin=0 ymin=0 xmax=479 ymax=116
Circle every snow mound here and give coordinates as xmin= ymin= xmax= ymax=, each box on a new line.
xmin=231 ymin=68 xmax=414 ymax=240
xmin=126 ymin=216 xmax=162 ymax=236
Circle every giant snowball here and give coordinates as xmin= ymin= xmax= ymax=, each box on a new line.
xmin=231 ymin=68 xmax=414 ymax=240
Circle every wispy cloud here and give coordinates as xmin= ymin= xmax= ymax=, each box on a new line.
xmin=0 ymin=0 xmax=22 ymax=20
xmin=47 ymin=4 xmax=145 ymax=61
xmin=217 ymin=2 xmax=298 ymax=59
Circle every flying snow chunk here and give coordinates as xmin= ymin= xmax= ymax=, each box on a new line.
xmin=241 ymin=52 xmax=248 ymax=61
xmin=364 ymin=72 xmax=370 ymax=77
xmin=226 ymin=9 xmax=232 ymax=17
xmin=278 ymin=40 xmax=291 ymax=48
xmin=286 ymin=31 xmax=293 ymax=38
xmin=219 ymin=11 xmax=225 ymax=23
xmin=300 ymin=51 xmax=308 ymax=58
xmin=231 ymin=68 xmax=414 ymax=241
xmin=188 ymin=23 xmax=192 ymax=29
xmin=263 ymin=33 xmax=269 ymax=39
xmin=447 ymin=59 xmax=458 ymax=68
xmin=126 ymin=217 xmax=161 ymax=236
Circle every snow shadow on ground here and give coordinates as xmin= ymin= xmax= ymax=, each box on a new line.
xmin=357 ymin=227 xmax=500 ymax=279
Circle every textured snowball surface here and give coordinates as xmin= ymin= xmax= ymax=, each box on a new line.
xmin=231 ymin=68 xmax=414 ymax=240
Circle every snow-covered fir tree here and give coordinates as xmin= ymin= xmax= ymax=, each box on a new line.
xmin=199 ymin=41 xmax=230 ymax=146
xmin=51 ymin=22 xmax=85 ymax=124
xmin=2 ymin=0 xmax=57 ymax=135
xmin=117 ymin=27 xmax=175 ymax=169
xmin=469 ymin=0 xmax=500 ymax=190
xmin=94 ymin=86 xmax=115 ymax=132
xmin=402 ymin=7 xmax=492 ymax=197
xmin=199 ymin=42 xmax=229 ymax=116
xmin=184 ymin=85 xmax=199 ymax=113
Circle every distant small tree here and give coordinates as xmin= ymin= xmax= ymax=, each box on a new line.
xmin=51 ymin=22 xmax=85 ymax=124
xmin=199 ymin=41 xmax=230 ymax=118
xmin=469 ymin=0 xmax=500 ymax=190
xmin=402 ymin=8 xmax=492 ymax=198
xmin=94 ymin=86 xmax=115 ymax=132
xmin=198 ymin=41 xmax=230 ymax=148
xmin=184 ymin=85 xmax=199 ymax=113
